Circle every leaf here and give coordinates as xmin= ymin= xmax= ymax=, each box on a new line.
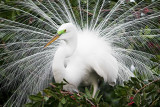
xmin=63 ymin=78 xmax=69 ymax=84
xmin=25 ymin=103 xmax=33 ymax=107
xmin=58 ymin=102 xmax=63 ymax=107
xmin=85 ymin=88 xmax=91 ymax=98
xmin=61 ymin=97 xmax=66 ymax=104
xmin=146 ymin=90 xmax=157 ymax=99
xmin=134 ymin=93 xmax=141 ymax=106
xmin=37 ymin=92 xmax=42 ymax=97
xmin=115 ymin=86 xmax=129 ymax=96
xmin=94 ymin=90 xmax=100 ymax=100
xmin=54 ymin=82 xmax=66 ymax=89
xmin=43 ymin=89 xmax=59 ymax=99
xmin=44 ymin=96 xmax=49 ymax=101
xmin=29 ymin=95 xmax=43 ymax=101
xmin=97 ymin=95 xmax=102 ymax=103
xmin=32 ymin=102 xmax=42 ymax=107
xmin=145 ymin=84 xmax=155 ymax=93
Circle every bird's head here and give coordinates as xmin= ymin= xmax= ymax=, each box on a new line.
xmin=44 ymin=23 xmax=76 ymax=48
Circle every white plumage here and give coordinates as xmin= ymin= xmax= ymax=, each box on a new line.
xmin=49 ymin=23 xmax=119 ymax=96
xmin=0 ymin=0 xmax=159 ymax=106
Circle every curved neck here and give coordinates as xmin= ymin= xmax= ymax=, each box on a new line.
xmin=64 ymin=34 xmax=77 ymax=57
xmin=52 ymin=31 xmax=77 ymax=82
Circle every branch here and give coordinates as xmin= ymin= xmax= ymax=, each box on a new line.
xmin=77 ymin=93 xmax=96 ymax=107
xmin=133 ymin=78 xmax=160 ymax=100
xmin=50 ymin=83 xmax=96 ymax=106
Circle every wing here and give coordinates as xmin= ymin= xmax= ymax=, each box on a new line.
xmin=74 ymin=31 xmax=119 ymax=86
xmin=75 ymin=30 xmax=133 ymax=86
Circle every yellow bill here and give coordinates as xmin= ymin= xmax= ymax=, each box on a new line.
xmin=44 ymin=34 xmax=60 ymax=48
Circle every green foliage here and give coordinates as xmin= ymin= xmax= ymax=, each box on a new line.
xmin=26 ymin=76 xmax=160 ymax=107
xmin=25 ymin=82 xmax=103 ymax=107
xmin=115 ymin=76 xmax=160 ymax=107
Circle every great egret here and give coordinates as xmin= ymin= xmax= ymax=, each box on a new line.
xmin=0 ymin=0 xmax=159 ymax=106
xmin=44 ymin=23 xmax=119 ymax=96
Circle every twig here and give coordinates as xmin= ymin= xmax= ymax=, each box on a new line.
xmin=60 ymin=90 xmax=73 ymax=95
xmin=150 ymin=97 xmax=159 ymax=107
xmin=86 ymin=98 xmax=96 ymax=107
xmin=133 ymin=78 xmax=160 ymax=100
xmin=49 ymin=83 xmax=96 ymax=106
xmin=77 ymin=92 xmax=96 ymax=107
xmin=49 ymin=83 xmax=56 ymax=88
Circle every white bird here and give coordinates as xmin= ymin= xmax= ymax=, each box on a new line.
xmin=1 ymin=0 xmax=159 ymax=106
xmin=44 ymin=23 xmax=119 ymax=96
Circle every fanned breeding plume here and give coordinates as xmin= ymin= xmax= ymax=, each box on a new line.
xmin=0 ymin=0 xmax=160 ymax=106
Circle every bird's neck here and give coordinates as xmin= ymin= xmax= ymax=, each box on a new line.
xmin=52 ymin=32 xmax=77 ymax=82
xmin=64 ymin=34 xmax=77 ymax=57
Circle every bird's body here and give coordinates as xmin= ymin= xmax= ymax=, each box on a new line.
xmin=52 ymin=23 xmax=118 ymax=96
